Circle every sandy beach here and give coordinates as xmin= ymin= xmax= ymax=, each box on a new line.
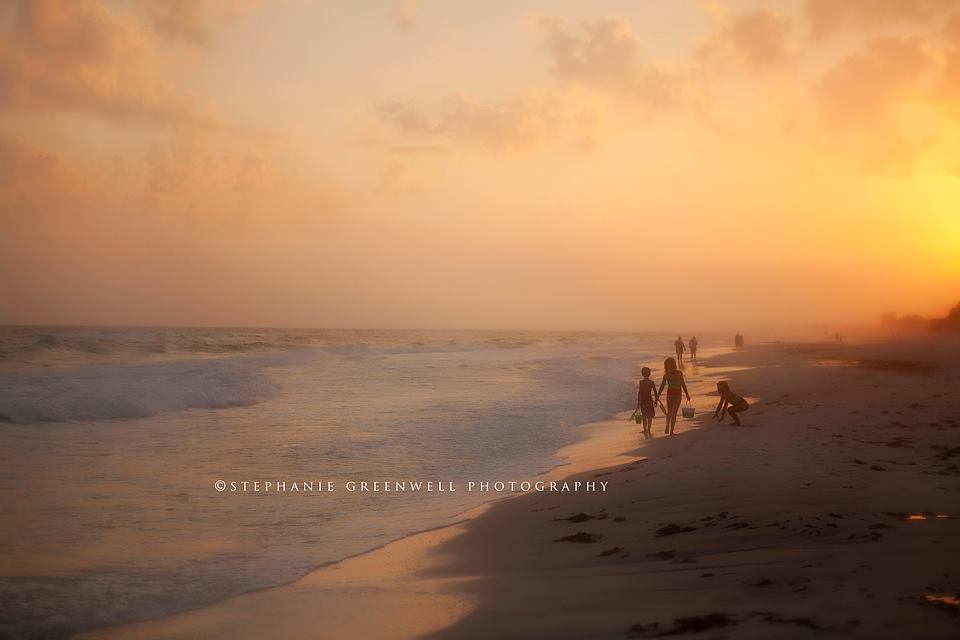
xmin=82 ymin=338 xmax=960 ymax=639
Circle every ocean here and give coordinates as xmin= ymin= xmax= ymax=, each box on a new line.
xmin=0 ymin=327 xmax=693 ymax=638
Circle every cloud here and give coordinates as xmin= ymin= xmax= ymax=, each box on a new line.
xmin=142 ymin=144 xmax=212 ymax=194
xmin=815 ymin=36 xmax=933 ymax=127
xmin=944 ymin=13 xmax=960 ymax=44
xmin=375 ymin=100 xmax=434 ymax=135
xmin=388 ymin=0 xmax=417 ymax=33
xmin=811 ymin=35 xmax=946 ymax=175
xmin=936 ymin=38 xmax=960 ymax=103
xmin=134 ymin=0 xmax=260 ymax=47
xmin=376 ymin=157 xmax=419 ymax=195
xmin=0 ymin=0 xmax=221 ymax=127
xmin=727 ymin=10 xmax=793 ymax=69
xmin=375 ymin=95 xmax=558 ymax=151
xmin=138 ymin=139 xmax=281 ymax=204
xmin=0 ymin=130 xmax=76 ymax=219
xmin=805 ymin=0 xmax=960 ymax=38
xmin=536 ymin=17 xmax=681 ymax=107
xmin=373 ymin=15 xmax=682 ymax=156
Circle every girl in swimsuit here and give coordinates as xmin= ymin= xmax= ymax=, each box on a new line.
xmin=713 ymin=381 xmax=749 ymax=425
xmin=635 ymin=366 xmax=656 ymax=438
xmin=657 ymin=357 xmax=690 ymax=435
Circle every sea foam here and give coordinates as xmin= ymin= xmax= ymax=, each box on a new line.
xmin=0 ymin=354 xmax=292 ymax=424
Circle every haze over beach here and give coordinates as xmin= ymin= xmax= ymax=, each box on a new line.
xmin=1 ymin=2 xmax=960 ymax=640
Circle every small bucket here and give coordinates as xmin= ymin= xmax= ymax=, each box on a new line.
xmin=634 ymin=411 xmax=643 ymax=424
xmin=681 ymin=402 xmax=695 ymax=419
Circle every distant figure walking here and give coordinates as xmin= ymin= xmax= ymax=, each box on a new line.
xmin=674 ymin=336 xmax=685 ymax=364
xmin=657 ymin=357 xmax=690 ymax=436
xmin=689 ymin=336 xmax=699 ymax=361
xmin=734 ymin=333 xmax=744 ymax=349
xmin=713 ymin=381 xmax=749 ymax=425
xmin=634 ymin=367 xmax=656 ymax=439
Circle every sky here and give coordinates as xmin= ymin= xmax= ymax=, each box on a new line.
xmin=1 ymin=0 xmax=959 ymax=331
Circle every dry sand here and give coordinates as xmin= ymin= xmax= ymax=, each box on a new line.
xmin=83 ymin=339 xmax=960 ymax=639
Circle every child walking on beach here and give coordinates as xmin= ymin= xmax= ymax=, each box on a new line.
xmin=657 ymin=357 xmax=690 ymax=436
xmin=634 ymin=367 xmax=656 ymax=438
xmin=713 ymin=381 xmax=749 ymax=425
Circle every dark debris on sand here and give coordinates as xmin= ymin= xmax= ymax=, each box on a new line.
xmin=933 ymin=445 xmax=960 ymax=461
xmin=627 ymin=613 xmax=736 ymax=638
xmin=857 ymin=359 xmax=937 ymax=373
xmin=750 ymin=611 xmax=834 ymax=631
xmin=627 ymin=611 xmax=837 ymax=637
xmin=656 ymin=523 xmax=697 ymax=537
xmin=553 ymin=532 xmax=602 ymax=543
xmin=861 ymin=436 xmax=913 ymax=448
xmin=553 ymin=512 xmax=600 ymax=523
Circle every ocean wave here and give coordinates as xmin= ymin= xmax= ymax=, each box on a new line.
xmin=30 ymin=334 xmax=110 ymax=354
xmin=0 ymin=329 xmax=663 ymax=638
xmin=0 ymin=328 xmax=570 ymax=370
xmin=0 ymin=355 xmax=286 ymax=424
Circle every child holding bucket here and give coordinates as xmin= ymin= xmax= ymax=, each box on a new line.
xmin=634 ymin=367 xmax=657 ymax=438
xmin=657 ymin=357 xmax=690 ymax=436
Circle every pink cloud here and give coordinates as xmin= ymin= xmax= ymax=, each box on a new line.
xmin=0 ymin=0 xmax=223 ymax=127
xmin=805 ymin=0 xmax=960 ymax=38
xmin=537 ymin=17 xmax=681 ymax=107
xmin=135 ymin=0 xmax=261 ymax=46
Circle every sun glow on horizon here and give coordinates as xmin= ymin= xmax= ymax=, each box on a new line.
xmin=1 ymin=0 xmax=958 ymax=330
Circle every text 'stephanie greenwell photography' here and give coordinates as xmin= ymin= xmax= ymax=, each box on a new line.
xmin=1 ymin=1 xmax=959 ymax=639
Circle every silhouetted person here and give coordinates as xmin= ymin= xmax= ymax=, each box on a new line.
xmin=657 ymin=357 xmax=690 ymax=436
xmin=689 ymin=335 xmax=698 ymax=361
xmin=713 ymin=380 xmax=749 ymax=425
xmin=674 ymin=335 xmax=685 ymax=364
xmin=634 ymin=366 xmax=656 ymax=438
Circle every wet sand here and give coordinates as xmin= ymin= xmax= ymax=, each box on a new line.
xmin=83 ymin=339 xmax=960 ymax=639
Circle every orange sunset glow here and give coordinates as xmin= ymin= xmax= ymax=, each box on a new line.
xmin=1 ymin=0 xmax=959 ymax=330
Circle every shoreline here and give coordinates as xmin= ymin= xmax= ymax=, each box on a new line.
xmin=79 ymin=348 xmax=726 ymax=640
xmin=83 ymin=340 xmax=960 ymax=638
